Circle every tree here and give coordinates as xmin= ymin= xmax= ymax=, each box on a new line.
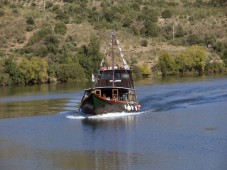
xmin=186 ymin=46 xmax=206 ymax=75
xmin=175 ymin=51 xmax=193 ymax=75
xmin=132 ymin=65 xmax=143 ymax=79
xmin=78 ymin=35 xmax=103 ymax=79
xmin=176 ymin=46 xmax=206 ymax=75
xmin=158 ymin=52 xmax=176 ymax=76
xmin=175 ymin=25 xmax=185 ymax=38
xmin=4 ymin=58 xmax=25 ymax=85
xmin=56 ymin=63 xmax=86 ymax=82
xmin=19 ymin=57 xmax=48 ymax=84
xmin=144 ymin=21 xmax=159 ymax=37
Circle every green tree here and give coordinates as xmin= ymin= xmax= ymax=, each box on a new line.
xmin=56 ymin=63 xmax=86 ymax=82
xmin=186 ymin=46 xmax=206 ymax=75
xmin=158 ymin=52 xmax=176 ymax=76
xmin=4 ymin=58 xmax=25 ymax=85
xmin=175 ymin=51 xmax=193 ymax=75
xmin=132 ymin=65 xmax=143 ymax=79
xmin=143 ymin=20 xmax=159 ymax=37
xmin=19 ymin=57 xmax=48 ymax=84
xmin=175 ymin=25 xmax=185 ymax=38
xmin=78 ymin=35 xmax=103 ymax=79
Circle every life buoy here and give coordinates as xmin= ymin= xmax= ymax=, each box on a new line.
xmin=127 ymin=105 xmax=131 ymax=111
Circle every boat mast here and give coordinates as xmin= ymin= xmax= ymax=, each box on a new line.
xmin=111 ymin=31 xmax=115 ymax=87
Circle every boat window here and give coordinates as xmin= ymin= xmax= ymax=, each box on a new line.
xmin=101 ymin=72 xmax=111 ymax=79
xmin=114 ymin=73 xmax=121 ymax=79
xmin=121 ymin=73 xmax=129 ymax=79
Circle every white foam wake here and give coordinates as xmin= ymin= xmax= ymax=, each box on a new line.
xmin=66 ymin=111 xmax=144 ymax=120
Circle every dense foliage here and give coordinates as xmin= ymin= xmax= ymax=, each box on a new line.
xmin=0 ymin=0 xmax=226 ymax=86
xmin=158 ymin=46 xmax=225 ymax=76
xmin=0 ymin=35 xmax=102 ymax=86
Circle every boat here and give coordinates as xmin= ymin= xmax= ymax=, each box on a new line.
xmin=80 ymin=32 xmax=141 ymax=115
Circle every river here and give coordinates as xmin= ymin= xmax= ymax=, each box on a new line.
xmin=0 ymin=76 xmax=227 ymax=170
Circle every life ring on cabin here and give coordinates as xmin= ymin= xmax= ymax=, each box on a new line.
xmin=127 ymin=105 xmax=131 ymax=111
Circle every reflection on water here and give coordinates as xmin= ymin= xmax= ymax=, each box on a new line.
xmin=0 ymin=99 xmax=68 ymax=119
xmin=82 ymin=115 xmax=137 ymax=130
xmin=0 ymin=82 xmax=91 ymax=98
xmin=0 ymin=138 xmax=150 ymax=170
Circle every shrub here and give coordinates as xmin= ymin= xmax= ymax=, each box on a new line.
xmin=178 ymin=46 xmax=207 ymax=75
xmin=0 ymin=9 xmax=5 ymax=17
xmin=4 ymin=58 xmax=25 ymax=85
xmin=27 ymin=16 xmax=35 ymax=25
xmin=63 ymin=0 xmax=75 ymax=2
xmin=205 ymin=62 xmax=225 ymax=74
xmin=141 ymin=39 xmax=148 ymax=47
xmin=132 ymin=65 xmax=143 ymax=79
xmin=138 ymin=8 xmax=158 ymax=22
xmin=19 ymin=57 xmax=48 ymax=84
xmin=0 ymin=73 xmax=11 ymax=86
xmin=28 ymin=27 xmax=52 ymax=45
xmin=144 ymin=21 xmax=159 ymax=37
xmin=175 ymin=25 xmax=185 ymax=38
xmin=131 ymin=2 xmax=140 ymax=11
xmin=55 ymin=11 xmax=70 ymax=24
xmin=26 ymin=25 xmax=34 ymax=32
xmin=16 ymin=34 xmax=26 ymax=44
xmin=45 ymin=1 xmax=53 ymax=9
xmin=187 ymin=34 xmax=202 ymax=45
xmin=161 ymin=9 xmax=172 ymax=19
xmin=54 ymin=22 xmax=67 ymax=35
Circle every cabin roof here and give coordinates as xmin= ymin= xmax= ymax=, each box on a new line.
xmin=84 ymin=87 xmax=135 ymax=91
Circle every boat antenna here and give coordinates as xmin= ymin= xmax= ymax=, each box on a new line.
xmin=111 ymin=31 xmax=115 ymax=87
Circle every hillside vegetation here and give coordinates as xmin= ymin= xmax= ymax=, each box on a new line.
xmin=0 ymin=0 xmax=226 ymax=86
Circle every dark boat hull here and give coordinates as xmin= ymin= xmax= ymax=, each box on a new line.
xmin=80 ymin=93 xmax=139 ymax=115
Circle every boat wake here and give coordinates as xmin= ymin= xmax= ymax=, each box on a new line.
xmin=65 ymin=110 xmax=145 ymax=120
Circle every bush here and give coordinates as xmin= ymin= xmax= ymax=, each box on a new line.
xmin=141 ymin=39 xmax=148 ymax=47
xmin=187 ymin=34 xmax=203 ymax=45
xmin=45 ymin=1 xmax=53 ymax=9
xmin=138 ymin=8 xmax=158 ymax=22
xmin=27 ymin=16 xmax=35 ymax=25
xmin=175 ymin=25 xmax=185 ymax=38
xmin=177 ymin=46 xmax=207 ymax=75
xmin=132 ymin=65 xmax=143 ymax=79
xmin=143 ymin=21 xmax=159 ymax=37
xmin=161 ymin=10 xmax=173 ymax=19
xmin=26 ymin=25 xmax=34 ymax=32
xmin=28 ymin=27 xmax=52 ymax=45
xmin=4 ymin=58 xmax=25 ymax=85
xmin=205 ymin=62 xmax=225 ymax=74
xmin=20 ymin=57 xmax=48 ymax=84
xmin=0 ymin=73 xmax=11 ymax=86
xmin=54 ymin=22 xmax=67 ymax=35
xmin=55 ymin=11 xmax=70 ymax=24
xmin=0 ymin=9 xmax=5 ymax=17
